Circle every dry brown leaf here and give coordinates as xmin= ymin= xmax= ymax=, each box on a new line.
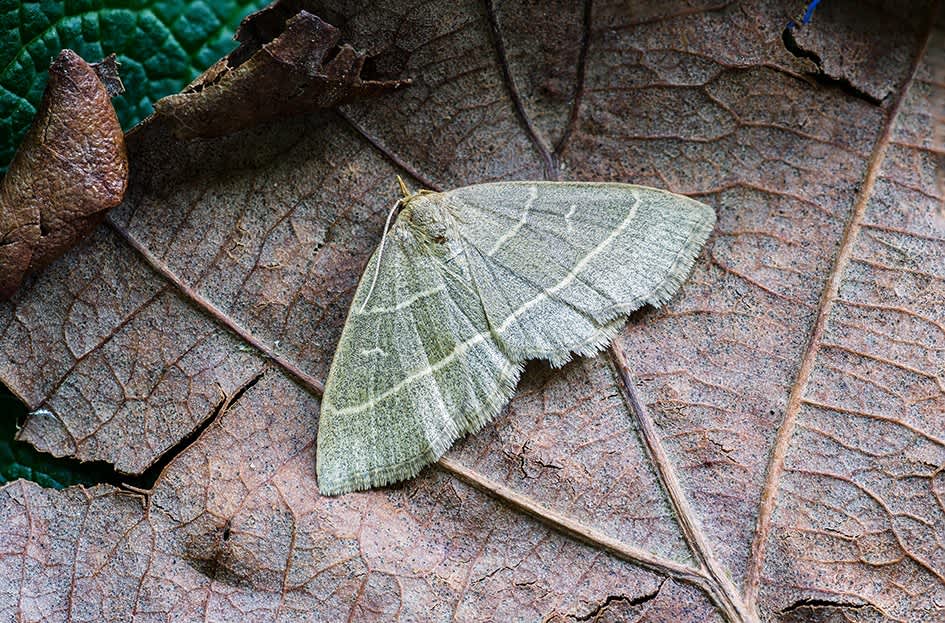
xmin=153 ymin=3 xmax=410 ymax=139
xmin=0 ymin=50 xmax=127 ymax=300
xmin=0 ymin=1 xmax=943 ymax=621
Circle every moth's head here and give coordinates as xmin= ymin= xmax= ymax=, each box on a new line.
xmin=400 ymin=192 xmax=451 ymax=245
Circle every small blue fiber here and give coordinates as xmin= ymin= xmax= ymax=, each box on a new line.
xmin=787 ymin=0 xmax=823 ymax=30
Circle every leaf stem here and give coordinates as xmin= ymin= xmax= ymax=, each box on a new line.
xmin=106 ymin=216 xmax=326 ymax=396
xmin=610 ymin=346 xmax=754 ymax=623
xmin=437 ymin=456 xmax=713 ymax=590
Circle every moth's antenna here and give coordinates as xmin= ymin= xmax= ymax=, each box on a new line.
xmin=359 ymin=187 xmax=406 ymax=313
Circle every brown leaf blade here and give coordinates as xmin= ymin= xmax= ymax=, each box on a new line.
xmin=0 ymin=2 xmax=942 ymax=621
xmin=0 ymin=50 xmax=127 ymax=300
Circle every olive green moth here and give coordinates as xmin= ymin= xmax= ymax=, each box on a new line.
xmin=316 ymin=180 xmax=715 ymax=495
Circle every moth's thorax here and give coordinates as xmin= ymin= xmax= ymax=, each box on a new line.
xmin=398 ymin=193 xmax=455 ymax=245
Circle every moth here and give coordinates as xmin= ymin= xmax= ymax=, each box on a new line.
xmin=316 ymin=179 xmax=715 ymax=495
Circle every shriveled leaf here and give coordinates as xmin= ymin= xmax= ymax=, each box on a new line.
xmin=154 ymin=3 xmax=411 ymax=138
xmin=0 ymin=1 xmax=943 ymax=621
xmin=90 ymin=54 xmax=126 ymax=98
xmin=0 ymin=50 xmax=127 ymax=300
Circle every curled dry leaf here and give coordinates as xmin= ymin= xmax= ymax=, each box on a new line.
xmin=152 ymin=4 xmax=410 ymax=139
xmin=90 ymin=54 xmax=126 ymax=98
xmin=0 ymin=50 xmax=127 ymax=300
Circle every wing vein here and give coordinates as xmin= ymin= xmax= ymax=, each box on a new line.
xmin=486 ymin=184 xmax=537 ymax=256
xmin=496 ymin=191 xmax=639 ymax=333
xmin=357 ymin=283 xmax=447 ymax=315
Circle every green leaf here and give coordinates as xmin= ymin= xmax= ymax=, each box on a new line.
xmin=0 ymin=0 xmax=272 ymax=172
